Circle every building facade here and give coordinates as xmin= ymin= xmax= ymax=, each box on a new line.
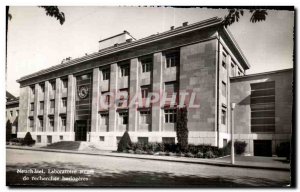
xmin=6 ymin=91 xmax=19 ymax=138
xmin=16 ymin=17 xmax=293 ymax=155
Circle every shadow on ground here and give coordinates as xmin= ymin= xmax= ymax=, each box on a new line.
xmin=6 ymin=162 xmax=289 ymax=187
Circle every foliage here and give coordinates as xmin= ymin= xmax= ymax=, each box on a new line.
xmin=22 ymin=132 xmax=35 ymax=146
xmin=276 ymin=142 xmax=290 ymax=160
xmin=234 ymin=141 xmax=247 ymax=155
xmin=117 ymin=131 xmax=132 ymax=152
xmin=39 ymin=6 xmax=65 ymax=25
xmin=176 ymin=107 xmax=189 ymax=152
xmin=6 ymin=120 xmax=12 ymax=142
xmin=223 ymin=9 xmax=268 ymax=27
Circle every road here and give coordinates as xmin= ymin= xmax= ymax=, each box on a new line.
xmin=6 ymin=148 xmax=290 ymax=187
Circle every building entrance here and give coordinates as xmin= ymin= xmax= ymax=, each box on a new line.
xmin=75 ymin=120 xmax=87 ymax=141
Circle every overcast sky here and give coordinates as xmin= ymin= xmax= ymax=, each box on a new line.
xmin=7 ymin=7 xmax=294 ymax=97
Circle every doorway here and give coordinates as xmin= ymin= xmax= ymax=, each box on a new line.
xmin=253 ymin=140 xmax=272 ymax=157
xmin=75 ymin=120 xmax=87 ymax=141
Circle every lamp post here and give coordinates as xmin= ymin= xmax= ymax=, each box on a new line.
xmin=231 ymin=102 xmax=236 ymax=164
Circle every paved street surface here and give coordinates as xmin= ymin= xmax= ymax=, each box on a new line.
xmin=6 ymin=148 xmax=290 ymax=187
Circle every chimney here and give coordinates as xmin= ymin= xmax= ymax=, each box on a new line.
xmin=170 ymin=26 xmax=175 ymax=30
xmin=183 ymin=22 xmax=188 ymax=26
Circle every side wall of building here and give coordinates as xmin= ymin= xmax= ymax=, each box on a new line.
xmin=230 ymin=70 xmax=293 ymax=155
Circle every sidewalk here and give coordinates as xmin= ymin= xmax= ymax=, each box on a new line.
xmin=6 ymin=145 xmax=290 ymax=171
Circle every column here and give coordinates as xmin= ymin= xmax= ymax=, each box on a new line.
xmin=66 ymin=74 xmax=75 ymax=132
xmin=128 ymin=58 xmax=139 ymax=132
xmin=33 ymin=84 xmax=39 ymax=133
xmin=43 ymin=81 xmax=50 ymax=132
xmin=152 ymin=52 xmax=163 ymax=132
xmin=91 ymin=68 xmax=100 ymax=132
xmin=109 ymin=63 xmax=118 ymax=132
xmin=54 ymin=78 xmax=61 ymax=132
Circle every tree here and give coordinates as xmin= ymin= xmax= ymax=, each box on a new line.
xmin=6 ymin=120 xmax=12 ymax=142
xmin=223 ymin=9 xmax=268 ymax=27
xmin=117 ymin=131 xmax=132 ymax=152
xmin=176 ymin=107 xmax=188 ymax=152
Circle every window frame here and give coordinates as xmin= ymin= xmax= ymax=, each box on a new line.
xmin=164 ymin=109 xmax=177 ymax=123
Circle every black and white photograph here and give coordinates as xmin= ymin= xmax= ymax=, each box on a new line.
xmin=5 ymin=5 xmax=295 ymax=187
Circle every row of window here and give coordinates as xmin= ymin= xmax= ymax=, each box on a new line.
xmin=30 ymin=79 xmax=68 ymax=96
xmin=29 ymin=115 xmax=66 ymax=131
xmin=221 ymin=50 xmax=244 ymax=77
xmin=30 ymin=98 xmax=67 ymax=112
xmin=7 ymin=110 xmax=19 ymax=118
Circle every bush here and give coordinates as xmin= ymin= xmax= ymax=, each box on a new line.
xmin=204 ymin=150 xmax=215 ymax=158
xmin=22 ymin=132 xmax=35 ymax=146
xmin=117 ymin=131 xmax=132 ymax=152
xmin=276 ymin=142 xmax=290 ymax=160
xmin=176 ymin=107 xmax=189 ymax=152
xmin=195 ymin=152 xmax=204 ymax=158
xmin=6 ymin=120 xmax=12 ymax=142
xmin=184 ymin=152 xmax=194 ymax=158
xmin=234 ymin=141 xmax=247 ymax=155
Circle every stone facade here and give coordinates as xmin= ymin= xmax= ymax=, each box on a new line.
xmin=15 ymin=17 xmax=292 ymax=155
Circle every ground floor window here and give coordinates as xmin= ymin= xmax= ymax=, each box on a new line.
xmin=100 ymin=113 xmax=109 ymax=126
xmin=60 ymin=116 xmax=66 ymax=132
xmin=138 ymin=137 xmax=148 ymax=144
xmin=60 ymin=135 xmax=63 ymax=141
xmin=119 ymin=111 xmax=128 ymax=125
xmin=100 ymin=136 xmax=105 ymax=141
xmin=164 ymin=109 xmax=177 ymax=123
xmin=47 ymin=135 xmax=52 ymax=144
xmin=162 ymin=137 xmax=175 ymax=144
xmin=140 ymin=110 xmax=151 ymax=124
xmin=49 ymin=117 xmax=54 ymax=131
xmin=37 ymin=135 xmax=41 ymax=143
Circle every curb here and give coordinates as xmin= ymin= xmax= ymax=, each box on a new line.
xmin=6 ymin=146 xmax=290 ymax=172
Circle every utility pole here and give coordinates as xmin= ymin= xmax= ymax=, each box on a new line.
xmin=231 ymin=103 xmax=236 ymax=164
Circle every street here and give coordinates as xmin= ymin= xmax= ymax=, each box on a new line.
xmin=6 ymin=148 xmax=290 ymax=187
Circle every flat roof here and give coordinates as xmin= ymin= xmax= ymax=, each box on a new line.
xmin=17 ymin=17 xmax=249 ymax=83
xmin=230 ymin=68 xmax=293 ymax=81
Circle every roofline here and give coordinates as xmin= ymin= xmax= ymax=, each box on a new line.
xmin=6 ymin=100 xmax=19 ymax=105
xmin=98 ymin=30 xmax=136 ymax=43
xmin=221 ymin=27 xmax=250 ymax=69
xmin=230 ymin=68 xmax=293 ymax=81
xmin=17 ymin=17 xmax=223 ymax=83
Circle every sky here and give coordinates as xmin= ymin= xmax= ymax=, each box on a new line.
xmin=7 ymin=7 xmax=294 ymax=97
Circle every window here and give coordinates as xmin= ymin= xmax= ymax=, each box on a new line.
xmin=221 ymin=109 xmax=226 ymax=125
xmin=10 ymin=111 xmax=13 ymax=117
xmin=141 ymin=86 xmax=150 ymax=98
xmin=40 ymin=84 xmax=45 ymax=93
xmin=39 ymin=118 xmax=43 ymax=128
xmin=30 ymin=86 xmax=35 ymax=95
xmin=51 ymin=81 xmax=56 ymax=91
xmin=29 ymin=118 xmax=34 ymax=128
xmin=16 ymin=110 xmax=19 ymax=116
xmin=37 ymin=135 xmax=41 ymax=143
xmin=40 ymin=101 xmax=44 ymax=110
xmin=141 ymin=58 xmax=152 ymax=73
xmin=222 ymin=52 xmax=227 ymax=69
xmin=101 ymin=92 xmax=110 ymax=105
xmin=222 ymin=81 xmax=226 ymax=97
xmin=120 ymin=64 xmax=129 ymax=77
xmin=100 ymin=136 xmax=105 ymax=141
xmin=49 ymin=117 xmax=54 ymax=130
xmin=223 ymin=139 xmax=228 ymax=147
xmin=62 ymin=79 xmax=68 ymax=89
xmin=162 ymin=137 xmax=175 ymax=144
xmin=102 ymin=68 xmax=110 ymax=80
xmin=140 ymin=110 xmax=151 ymax=124
xmin=238 ymin=69 xmax=243 ymax=76
xmin=62 ymin=98 xmax=67 ymax=108
xmin=251 ymin=82 xmax=275 ymax=132
xmin=165 ymin=82 xmax=178 ymax=98
xmin=47 ymin=136 xmax=52 ymax=144
xmin=118 ymin=89 xmax=128 ymax=107
xmin=119 ymin=112 xmax=128 ymax=125
xmin=30 ymin=103 xmax=34 ymax=111
xmin=138 ymin=137 xmax=149 ymax=144
xmin=231 ymin=63 xmax=235 ymax=76
xmin=100 ymin=113 xmax=109 ymax=125
xmin=61 ymin=116 xmax=66 ymax=131
xmin=60 ymin=135 xmax=63 ymax=141
xmin=50 ymin=100 xmax=55 ymax=109
xmin=164 ymin=109 xmax=177 ymax=123
xmin=166 ymin=52 xmax=179 ymax=68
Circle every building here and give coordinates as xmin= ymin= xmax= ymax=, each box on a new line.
xmin=16 ymin=17 xmax=293 ymax=155
xmin=6 ymin=91 xmax=19 ymax=139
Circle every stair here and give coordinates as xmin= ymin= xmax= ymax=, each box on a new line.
xmin=41 ymin=141 xmax=81 ymax=151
